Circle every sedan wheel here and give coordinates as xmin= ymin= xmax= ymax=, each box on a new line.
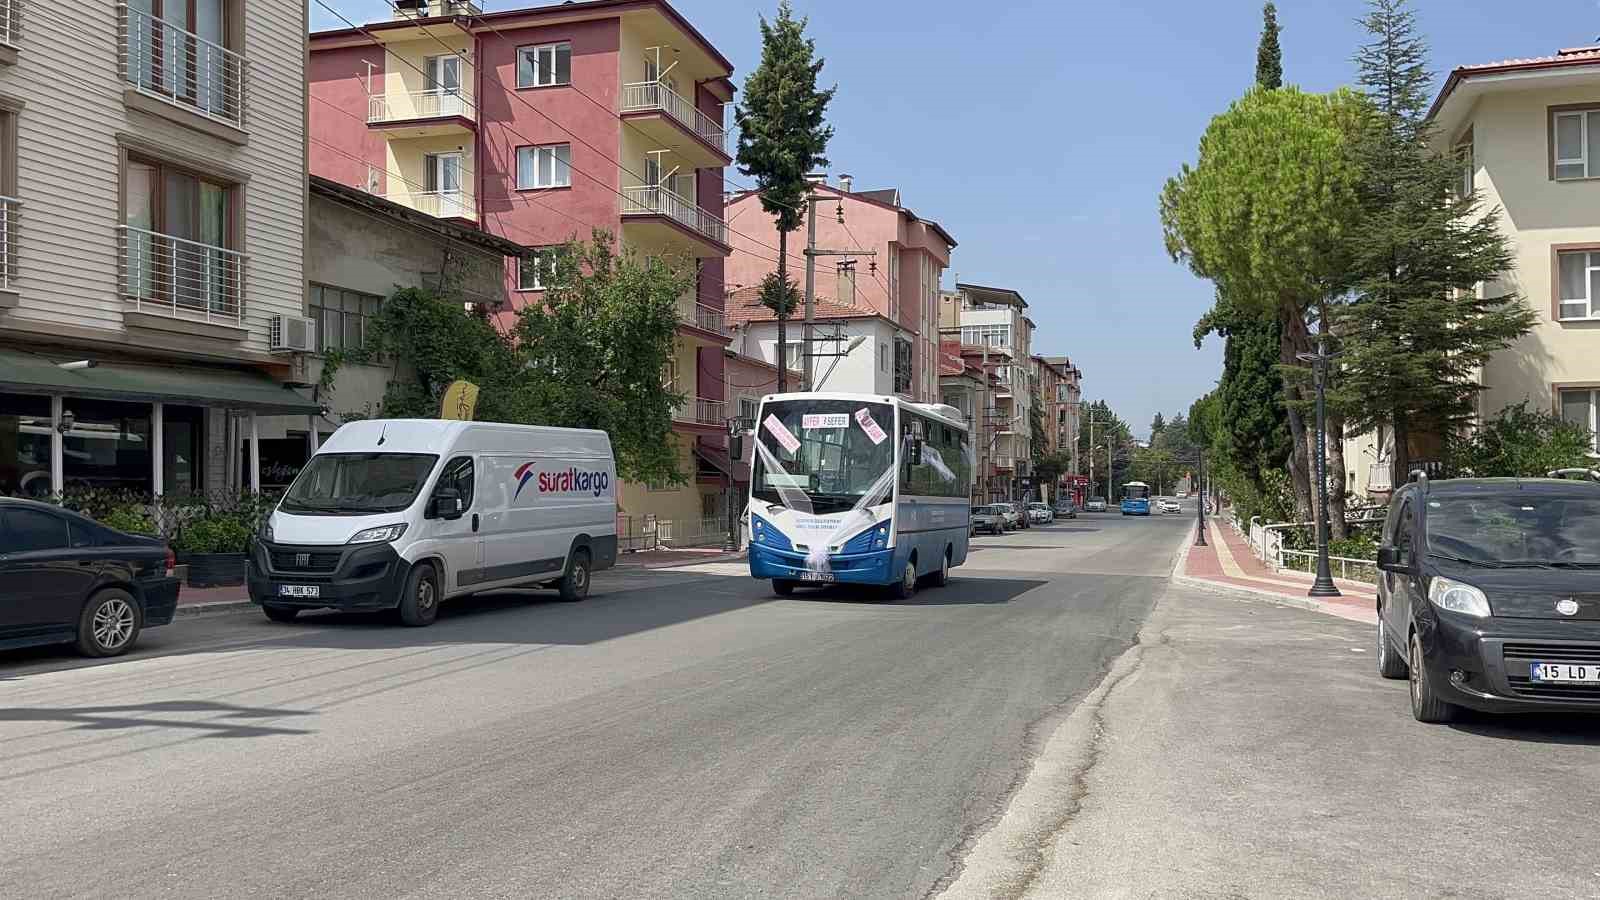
xmin=76 ymin=590 xmax=142 ymax=657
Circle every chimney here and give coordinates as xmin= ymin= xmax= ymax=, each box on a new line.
xmin=839 ymin=173 xmax=853 ymax=193
xmin=837 ymin=260 xmax=856 ymax=307
xmin=805 ymin=172 xmax=828 ymax=186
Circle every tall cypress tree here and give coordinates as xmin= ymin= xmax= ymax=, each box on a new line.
xmin=1255 ymin=2 xmax=1283 ymax=89
xmin=734 ymin=1 xmax=835 ymax=393
xmin=1338 ymin=0 xmax=1533 ymax=485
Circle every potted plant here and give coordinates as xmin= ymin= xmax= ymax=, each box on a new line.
xmin=174 ymin=513 xmax=254 ymax=587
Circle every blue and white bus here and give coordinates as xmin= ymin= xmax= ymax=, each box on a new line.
xmin=1120 ymin=481 xmax=1151 ymax=516
xmin=746 ymin=393 xmax=972 ymax=599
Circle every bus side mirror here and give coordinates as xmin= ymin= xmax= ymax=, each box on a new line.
xmin=909 ymin=438 xmax=923 ymax=467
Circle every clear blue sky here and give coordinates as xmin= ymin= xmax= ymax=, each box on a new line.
xmin=310 ymin=0 xmax=1594 ymax=439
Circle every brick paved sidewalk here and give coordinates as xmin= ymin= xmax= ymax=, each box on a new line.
xmin=1177 ymin=517 xmax=1377 ymax=624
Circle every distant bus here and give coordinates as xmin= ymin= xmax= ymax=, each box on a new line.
xmin=1120 ymin=481 xmax=1151 ymax=516
xmin=746 ymin=392 xmax=972 ymax=599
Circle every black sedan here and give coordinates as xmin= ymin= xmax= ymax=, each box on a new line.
xmin=1375 ymin=474 xmax=1600 ymax=722
xmin=0 ymin=498 xmax=179 ymax=657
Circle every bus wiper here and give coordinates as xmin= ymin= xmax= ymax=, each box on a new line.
xmin=1427 ymin=552 xmax=1504 ymax=569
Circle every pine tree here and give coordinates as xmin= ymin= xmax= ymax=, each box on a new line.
xmin=1338 ymin=0 xmax=1534 ymax=486
xmin=1150 ymin=412 xmax=1166 ymax=439
xmin=734 ymin=1 xmax=835 ymax=393
xmin=1255 ymin=2 xmax=1283 ymax=90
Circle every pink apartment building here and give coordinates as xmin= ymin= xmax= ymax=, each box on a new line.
xmin=724 ymin=177 xmax=956 ymax=403
xmin=308 ymin=0 xmax=741 ymax=539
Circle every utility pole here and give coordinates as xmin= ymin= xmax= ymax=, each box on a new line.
xmin=800 ymin=194 xmax=874 ymax=390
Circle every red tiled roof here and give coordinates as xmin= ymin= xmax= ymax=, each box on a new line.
xmin=1431 ymin=46 xmax=1600 ymax=119
xmin=724 ymin=285 xmax=884 ymax=327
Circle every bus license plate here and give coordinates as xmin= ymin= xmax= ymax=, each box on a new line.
xmin=799 ymin=571 xmax=835 ymax=583
xmin=1531 ymin=662 xmax=1600 ymax=683
xmin=278 ymin=584 xmax=320 ymax=598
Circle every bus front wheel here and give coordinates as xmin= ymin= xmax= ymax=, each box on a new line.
xmin=772 ymin=579 xmax=796 ymax=596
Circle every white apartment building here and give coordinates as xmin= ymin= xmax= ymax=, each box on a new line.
xmin=939 ymin=283 xmax=1034 ymax=498
xmin=0 ymin=0 xmax=312 ymax=499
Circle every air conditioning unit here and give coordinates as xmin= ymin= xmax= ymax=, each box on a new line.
xmin=269 ymin=315 xmax=317 ymax=353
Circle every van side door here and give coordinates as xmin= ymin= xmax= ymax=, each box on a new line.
xmin=426 ymin=455 xmax=482 ymax=595
xmin=1390 ymin=496 xmax=1418 ymax=630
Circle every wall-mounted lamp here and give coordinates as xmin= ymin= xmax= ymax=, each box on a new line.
xmin=57 ymin=410 xmax=75 ymax=434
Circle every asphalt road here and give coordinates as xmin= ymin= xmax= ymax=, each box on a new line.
xmin=0 ymin=510 xmax=1190 ymax=899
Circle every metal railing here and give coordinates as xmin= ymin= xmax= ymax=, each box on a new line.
xmin=120 ymin=4 xmax=244 ymax=128
xmin=118 ymin=225 xmax=245 ymax=326
xmin=680 ymin=397 xmax=725 ymax=425
xmin=1278 ymin=548 xmax=1379 ymax=585
xmin=386 ymin=190 xmax=470 ymax=219
xmin=658 ymin=514 xmax=731 ymax=549
xmin=617 ymin=514 xmax=660 ymax=552
xmin=0 ymin=196 xmax=17 ymax=291
xmin=367 ymin=89 xmax=471 ymax=123
xmin=685 ymin=302 xmax=728 ymax=335
xmin=621 ymin=185 xmax=728 ymax=245
xmin=620 ymin=81 xmax=726 ymax=153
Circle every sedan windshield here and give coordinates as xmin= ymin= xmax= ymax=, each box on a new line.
xmin=753 ymin=400 xmax=896 ymax=514
xmin=281 ymin=453 xmax=439 ymax=515
xmin=1427 ymin=495 xmax=1600 ymax=566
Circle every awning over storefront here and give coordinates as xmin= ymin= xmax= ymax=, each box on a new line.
xmin=693 ymin=444 xmax=744 ymax=483
xmin=0 ymin=349 xmax=320 ymax=415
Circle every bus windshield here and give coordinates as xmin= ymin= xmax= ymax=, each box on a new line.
xmin=753 ymin=399 xmax=897 ymax=515
xmin=1123 ymin=483 xmax=1150 ymax=500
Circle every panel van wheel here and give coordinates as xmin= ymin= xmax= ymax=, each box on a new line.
xmin=76 ymin=589 xmax=142 ymax=657
xmin=772 ymin=579 xmax=796 ymax=596
xmin=262 ymin=605 xmax=300 ymax=624
xmin=559 ymin=550 xmax=591 ymax=602
xmin=398 ymin=563 xmax=440 ymax=627
xmin=889 ymin=560 xmax=918 ymax=602
xmin=1408 ymin=631 xmax=1456 ymax=724
xmin=1376 ymin=616 xmax=1407 ymax=679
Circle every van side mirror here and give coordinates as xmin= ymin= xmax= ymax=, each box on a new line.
xmin=432 ymin=488 xmax=463 ymax=520
xmin=1376 ymin=545 xmax=1409 ymax=573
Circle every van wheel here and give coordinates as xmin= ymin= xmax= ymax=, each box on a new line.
xmin=888 ymin=560 xmax=917 ymax=602
xmin=559 ymin=550 xmax=591 ymax=602
xmin=1409 ymin=631 xmax=1456 ymax=723
xmin=1376 ymin=616 xmax=1407 ymax=679
xmin=398 ymin=563 xmax=440 ymax=627
xmin=772 ymin=579 xmax=796 ymax=596
xmin=76 ymin=589 xmax=142 ymax=657
xmin=262 ymin=605 xmax=300 ymax=624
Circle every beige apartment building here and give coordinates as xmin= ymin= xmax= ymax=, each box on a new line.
xmin=1347 ymin=46 xmax=1600 ymax=496
xmin=0 ymin=1 xmax=316 ymax=499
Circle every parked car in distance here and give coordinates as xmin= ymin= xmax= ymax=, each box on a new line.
xmin=1055 ymin=499 xmax=1078 ymax=519
xmin=995 ymin=504 xmax=1022 ymax=530
xmin=1375 ymin=473 xmax=1600 ymax=723
xmin=0 ymin=498 xmax=179 ymax=657
xmin=250 ymin=419 xmax=618 ymax=627
xmin=1085 ymin=497 xmax=1108 ymax=513
xmin=973 ymin=505 xmax=1009 ymax=535
xmin=1010 ymin=502 xmax=1031 ymax=528
xmin=1158 ymin=498 xmax=1182 ymax=514
xmin=1028 ymin=502 xmax=1053 ymax=524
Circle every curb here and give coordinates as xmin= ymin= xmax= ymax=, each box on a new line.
xmin=174 ymin=599 xmax=256 ymax=618
xmin=1169 ymin=523 xmax=1375 ymax=624
xmin=614 ymin=551 xmax=748 ymax=571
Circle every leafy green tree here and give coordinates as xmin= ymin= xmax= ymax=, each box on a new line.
xmin=1161 ymin=86 xmax=1364 ymax=525
xmin=1149 ymin=412 xmax=1166 ymax=441
xmin=1255 ymin=2 xmax=1283 ymax=89
xmin=759 ymin=271 xmax=800 ymax=317
xmin=734 ymin=0 xmax=835 ymax=392
xmin=1337 ymin=0 xmax=1533 ymax=487
xmin=1030 ymin=396 xmax=1048 ymax=466
xmin=1451 ymin=403 xmax=1596 ymax=478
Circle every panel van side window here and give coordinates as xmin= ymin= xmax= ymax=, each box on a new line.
xmin=1393 ymin=498 xmax=1414 ymax=566
xmin=429 ymin=456 xmax=475 ymax=518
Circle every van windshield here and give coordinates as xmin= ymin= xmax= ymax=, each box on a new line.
xmin=281 ymin=453 xmax=439 ymax=515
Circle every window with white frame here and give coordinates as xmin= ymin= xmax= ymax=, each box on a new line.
xmin=518 ymin=248 xmax=554 ymax=291
xmin=739 ymin=397 xmax=758 ymax=421
xmin=663 ymin=357 xmax=680 ymax=392
xmin=960 ymin=324 xmax=1010 ymax=348
xmin=1560 ymin=388 xmax=1599 ymax=450
xmin=517 ymin=42 xmax=571 ymax=88
xmin=783 ymin=341 xmax=802 ymax=371
xmin=1557 ymin=249 xmax=1600 ymax=320
xmin=516 ymin=144 xmax=571 ymax=189
xmin=1553 ymin=108 xmax=1600 ymax=180
xmin=1454 ymin=128 xmax=1474 ymax=198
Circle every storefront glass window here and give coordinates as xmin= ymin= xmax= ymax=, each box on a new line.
xmin=0 ymin=392 xmax=54 ymax=498
xmin=164 ymin=405 xmax=205 ymax=496
xmin=61 ymin=398 xmax=152 ymax=495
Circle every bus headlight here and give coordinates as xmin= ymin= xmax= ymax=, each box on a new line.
xmin=873 ymin=524 xmax=888 ymax=549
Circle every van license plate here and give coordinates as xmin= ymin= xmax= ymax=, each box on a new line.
xmin=799 ymin=570 xmax=835 ymax=583
xmin=1531 ymin=662 xmax=1600 ymax=683
xmin=279 ymin=585 xmax=320 ymax=598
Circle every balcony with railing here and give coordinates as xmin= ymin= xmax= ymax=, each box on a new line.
xmin=676 ymin=294 xmax=730 ymax=339
xmin=384 ymin=190 xmax=474 ymax=221
xmin=118 ymin=225 xmax=246 ymax=328
xmin=0 ymin=196 xmax=17 ymax=296
xmin=675 ymin=396 xmax=726 ymax=427
xmin=119 ymin=4 xmax=244 ymax=132
xmin=621 ymin=185 xmax=729 ymax=256
xmin=367 ymin=89 xmax=476 ymax=136
xmin=620 ymin=81 xmax=728 ymax=167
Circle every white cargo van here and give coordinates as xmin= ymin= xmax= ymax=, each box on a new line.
xmin=247 ymin=420 xmax=617 ymax=626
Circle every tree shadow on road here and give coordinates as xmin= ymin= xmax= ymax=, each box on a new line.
xmin=1447 ymin=711 xmax=1600 ymax=745
xmin=0 ymin=700 xmax=315 ymax=739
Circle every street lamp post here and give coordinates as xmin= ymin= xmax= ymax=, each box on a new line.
xmin=1297 ymin=342 xmax=1341 ymax=598
xmin=1194 ymin=446 xmax=1208 ymax=547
